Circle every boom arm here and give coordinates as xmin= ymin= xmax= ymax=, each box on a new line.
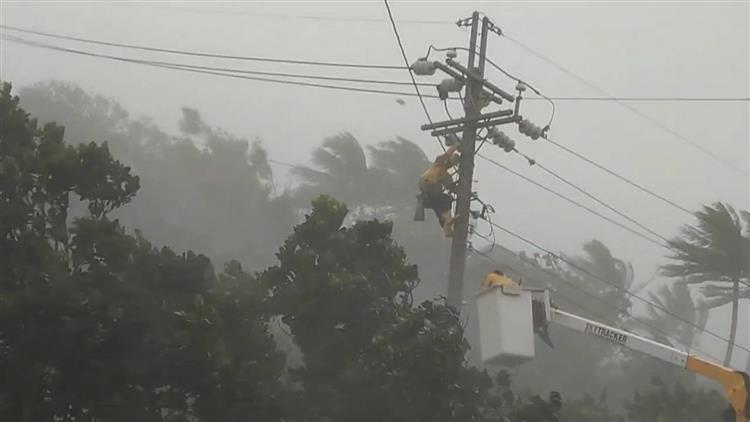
xmin=550 ymin=308 xmax=749 ymax=421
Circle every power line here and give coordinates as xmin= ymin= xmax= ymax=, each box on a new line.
xmin=544 ymin=136 xmax=695 ymax=217
xmin=2 ymin=34 xmax=449 ymax=100
xmin=502 ymin=34 xmax=749 ymax=176
xmin=482 ymin=149 xmax=750 ymax=290
xmin=467 ymin=243 xmax=724 ymax=363
xmin=513 ymin=150 xmax=673 ymax=245
xmin=0 ymin=24 xmax=408 ymax=70
xmin=383 ymin=0 xmax=445 ymax=150
xmin=485 ymin=219 xmax=750 ymax=357
xmin=476 ymin=153 xmax=669 ymax=249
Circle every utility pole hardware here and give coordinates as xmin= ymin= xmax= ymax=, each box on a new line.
xmin=411 ymin=11 xmax=541 ymax=311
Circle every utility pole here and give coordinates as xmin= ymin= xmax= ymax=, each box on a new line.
xmin=412 ymin=11 xmax=520 ymax=310
xmin=447 ymin=13 xmax=490 ymax=309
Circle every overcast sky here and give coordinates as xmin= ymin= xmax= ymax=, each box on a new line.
xmin=2 ymin=0 xmax=748 ymax=366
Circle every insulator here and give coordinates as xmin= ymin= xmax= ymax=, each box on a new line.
xmin=446 ymin=49 xmax=458 ymax=59
xmin=529 ymin=125 xmax=542 ymax=140
xmin=439 ymin=78 xmax=463 ymax=93
xmin=518 ymin=119 xmax=531 ymax=135
xmin=503 ymin=138 xmax=516 ymax=152
xmin=436 ymin=78 xmax=463 ymax=100
xmin=516 ymin=81 xmax=527 ymax=92
xmin=445 ymin=134 xmax=460 ymax=146
xmin=411 ymin=59 xmax=436 ymax=76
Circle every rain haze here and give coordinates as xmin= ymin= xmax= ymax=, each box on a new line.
xmin=1 ymin=1 xmax=749 ymax=421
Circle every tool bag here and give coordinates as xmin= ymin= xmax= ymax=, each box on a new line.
xmin=414 ymin=193 xmax=425 ymax=221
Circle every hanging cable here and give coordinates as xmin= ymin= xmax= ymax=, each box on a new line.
xmin=501 ymin=33 xmax=748 ymax=177
xmin=2 ymin=34 xmax=453 ymax=100
xmin=511 ymin=148 xmax=673 ymax=246
xmin=543 ymin=136 xmax=695 ymax=217
xmin=477 ymin=153 xmax=668 ymax=249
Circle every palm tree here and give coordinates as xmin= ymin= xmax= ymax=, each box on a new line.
xmin=292 ymin=132 xmax=372 ymax=207
xmin=293 ymin=134 xmax=429 ymax=212
xmin=662 ymin=202 xmax=750 ymax=366
xmin=567 ymin=239 xmax=635 ymax=321
xmin=636 ymin=280 xmax=708 ymax=349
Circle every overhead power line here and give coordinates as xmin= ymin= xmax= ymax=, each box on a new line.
xmin=485 ymin=219 xmax=750 ymax=356
xmin=514 ymin=150 xmax=673 ymax=245
xmin=501 ymin=34 xmax=749 ymax=176
xmin=0 ymin=24 xmax=408 ymax=70
xmin=476 ymin=153 xmax=668 ymax=249
xmin=544 ymin=136 xmax=695 ymax=216
xmin=2 ymin=34 xmax=450 ymax=100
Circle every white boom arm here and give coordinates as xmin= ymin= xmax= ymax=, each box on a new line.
xmin=548 ymin=307 xmax=749 ymax=422
xmin=550 ymin=308 xmax=687 ymax=368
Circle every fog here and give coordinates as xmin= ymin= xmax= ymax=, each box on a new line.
xmin=1 ymin=1 xmax=748 ymax=420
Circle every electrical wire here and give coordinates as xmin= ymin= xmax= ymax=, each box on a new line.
xmin=452 ymin=46 xmax=556 ymax=129
xmin=443 ymin=100 xmax=454 ymax=120
xmin=501 ymin=33 xmax=749 ymax=177
xmin=544 ymin=136 xmax=695 ymax=217
xmin=0 ymin=24 xmax=409 ymax=70
xmin=485 ymin=219 xmax=750 ymax=357
xmin=476 ymin=153 xmax=669 ymax=249
xmin=512 ymin=149 xmax=673 ymax=245
xmin=2 ymin=34 xmax=451 ymax=100
xmin=383 ymin=0 xmax=446 ymax=151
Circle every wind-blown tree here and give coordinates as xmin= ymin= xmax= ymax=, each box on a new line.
xmin=292 ymin=133 xmax=430 ymax=214
xmin=662 ymin=202 xmax=750 ymax=366
xmin=1 ymin=83 xmax=284 ymax=421
xmin=291 ymin=133 xmax=446 ymax=305
xmin=623 ymin=377 xmax=727 ymax=422
xmin=637 ymin=280 xmax=707 ymax=349
xmin=262 ymin=195 xmax=493 ymax=421
xmin=18 ymin=81 xmax=294 ymax=271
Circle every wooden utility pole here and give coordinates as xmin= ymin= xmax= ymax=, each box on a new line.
xmin=447 ymin=12 xmax=490 ymax=310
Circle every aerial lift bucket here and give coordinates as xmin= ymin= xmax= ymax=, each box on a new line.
xmin=476 ymin=284 xmax=537 ymax=366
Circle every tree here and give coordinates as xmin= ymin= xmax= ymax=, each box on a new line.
xmin=623 ymin=377 xmax=727 ymax=422
xmin=262 ymin=195 xmax=492 ymax=421
xmin=1 ymin=83 xmax=284 ymax=421
xmin=662 ymin=202 xmax=750 ymax=366
xmin=18 ymin=81 xmax=295 ymax=271
xmin=292 ymin=133 xmax=429 ymax=213
xmin=638 ymin=280 xmax=707 ymax=349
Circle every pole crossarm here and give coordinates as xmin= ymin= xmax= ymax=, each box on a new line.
xmin=430 ymin=116 xmax=520 ymax=137
xmin=446 ymin=58 xmax=515 ymax=102
xmin=420 ymin=109 xmax=514 ymax=131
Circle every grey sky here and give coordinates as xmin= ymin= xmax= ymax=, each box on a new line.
xmin=2 ymin=1 xmax=748 ymax=365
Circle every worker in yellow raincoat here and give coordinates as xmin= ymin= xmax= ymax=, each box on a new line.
xmin=418 ymin=144 xmax=460 ymax=237
xmin=481 ymin=270 xmax=518 ymax=290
